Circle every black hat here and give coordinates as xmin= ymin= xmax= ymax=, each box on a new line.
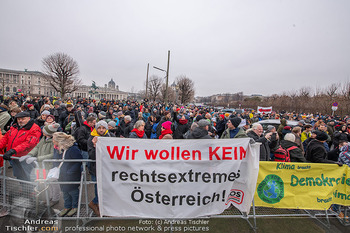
xmin=229 ymin=117 xmax=241 ymax=128
xmin=315 ymin=131 xmax=328 ymax=141
xmin=15 ymin=111 xmax=30 ymax=118
xmin=196 ymin=115 xmax=203 ymax=122
xmin=339 ymin=134 xmax=348 ymax=143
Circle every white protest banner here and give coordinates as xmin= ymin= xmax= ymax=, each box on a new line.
xmin=96 ymin=138 xmax=260 ymax=218
xmin=257 ymin=106 xmax=273 ymax=114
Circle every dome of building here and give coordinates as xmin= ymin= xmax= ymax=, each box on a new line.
xmin=108 ymin=78 xmax=116 ymax=89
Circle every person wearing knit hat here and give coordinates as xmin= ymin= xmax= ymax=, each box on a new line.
xmin=267 ymin=125 xmax=275 ymax=132
xmin=108 ymin=121 xmax=116 ymax=128
xmin=221 ymin=117 xmax=247 ymax=139
xmin=315 ymin=131 xmax=329 ymax=142
xmin=41 ymin=110 xmax=51 ymax=116
xmin=305 ymin=130 xmax=341 ymax=164
xmin=43 ymin=123 xmax=60 ymax=136
xmin=281 ymin=125 xmax=292 ymax=139
xmin=43 ymin=104 xmax=51 ymax=110
xmin=19 ymin=122 xmax=60 ymax=206
xmin=229 ymin=117 xmax=241 ymax=128
xmin=95 ymin=120 xmax=108 ymax=130
xmin=160 ymin=121 xmax=173 ymax=139
xmin=187 ymin=119 xmax=211 ymax=139
xmin=155 ymin=110 xmax=172 ymax=138
xmin=87 ymin=119 xmax=115 ymax=217
xmin=98 ymin=111 xmax=106 ymax=120
xmin=27 ymin=103 xmax=39 ymax=119
xmin=279 ymin=133 xmax=306 ymax=162
xmin=195 ymin=115 xmax=203 ymax=122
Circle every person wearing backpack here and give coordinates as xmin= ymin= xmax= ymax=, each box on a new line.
xmin=276 ymin=133 xmax=306 ymax=162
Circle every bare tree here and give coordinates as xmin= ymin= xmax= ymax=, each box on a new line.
xmin=325 ymin=83 xmax=339 ymax=97
xmin=42 ymin=52 xmax=81 ymax=99
xmin=147 ymin=75 xmax=163 ymax=101
xmin=176 ymin=76 xmax=195 ymax=104
xmin=160 ymin=84 xmax=176 ymax=103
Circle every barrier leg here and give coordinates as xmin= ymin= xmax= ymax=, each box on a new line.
xmin=252 ymin=199 xmax=257 ymax=232
xmin=83 ymin=162 xmax=89 ymax=219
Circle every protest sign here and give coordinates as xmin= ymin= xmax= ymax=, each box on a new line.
xmin=96 ymin=138 xmax=260 ymax=218
xmin=255 ymin=162 xmax=350 ymax=209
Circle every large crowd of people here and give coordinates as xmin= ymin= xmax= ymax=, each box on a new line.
xmin=0 ymin=94 xmax=349 ymax=218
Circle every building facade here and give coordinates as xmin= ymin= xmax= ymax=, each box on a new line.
xmin=0 ymin=68 xmax=128 ymax=100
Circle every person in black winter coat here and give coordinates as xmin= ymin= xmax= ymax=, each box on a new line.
xmin=59 ymin=104 xmax=74 ymax=130
xmin=120 ymin=115 xmax=134 ymax=138
xmin=145 ymin=115 xmax=155 ymax=139
xmin=34 ymin=110 xmax=51 ymax=128
xmin=87 ymin=120 xmax=115 ymax=216
xmin=187 ymin=119 xmax=212 ymax=139
xmin=306 ymin=131 xmax=339 ymax=164
xmin=27 ymin=104 xmax=39 ymax=119
xmin=76 ymin=116 xmax=96 ymax=159
xmin=53 ymin=103 xmax=65 ymax=123
xmin=53 ymin=132 xmax=82 ymax=217
xmin=173 ymin=114 xmax=190 ymax=139
xmin=247 ymin=123 xmax=275 ymax=161
xmin=332 ymin=125 xmax=350 ymax=149
xmin=216 ymin=114 xmax=227 ymax=138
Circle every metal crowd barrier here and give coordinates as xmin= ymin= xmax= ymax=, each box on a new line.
xmin=0 ymin=156 xmax=349 ymax=232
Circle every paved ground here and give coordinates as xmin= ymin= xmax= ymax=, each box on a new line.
xmin=0 ymin=164 xmax=349 ymax=232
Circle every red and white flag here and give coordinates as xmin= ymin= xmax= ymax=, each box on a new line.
xmin=257 ymin=106 xmax=272 ymax=114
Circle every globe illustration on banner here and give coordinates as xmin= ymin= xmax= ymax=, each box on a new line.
xmin=263 ymin=181 xmax=278 ymax=199
xmin=257 ymin=175 xmax=284 ymax=204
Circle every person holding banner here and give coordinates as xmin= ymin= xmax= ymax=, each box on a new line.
xmin=87 ymin=120 xmax=115 ymax=217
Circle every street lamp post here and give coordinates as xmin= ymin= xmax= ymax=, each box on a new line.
xmin=153 ymin=50 xmax=170 ymax=104
xmin=146 ymin=63 xmax=149 ymax=99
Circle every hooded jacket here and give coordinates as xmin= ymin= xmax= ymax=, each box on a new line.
xmin=187 ymin=127 xmax=211 ymax=139
xmin=0 ymin=119 xmax=41 ymax=157
xmin=87 ymin=129 xmax=115 ymax=176
xmin=76 ymin=121 xmax=94 ymax=151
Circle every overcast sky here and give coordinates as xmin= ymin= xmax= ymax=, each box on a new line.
xmin=1 ymin=0 xmax=349 ymax=96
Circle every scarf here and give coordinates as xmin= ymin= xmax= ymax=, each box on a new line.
xmin=179 ymin=119 xmax=188 ymax=125
xmin=229 ymin=128 xmax=240 ymax=138
xmin=159 ymin=129 xmax=173 ymax=139
xmin=91 ymin=128 xmax=109 ymax=137
xmin=131 ymin=128 xmax=145 ymax=138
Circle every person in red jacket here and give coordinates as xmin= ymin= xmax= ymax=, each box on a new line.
xmin=0 ymin=111 xmax=41 ymax=181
